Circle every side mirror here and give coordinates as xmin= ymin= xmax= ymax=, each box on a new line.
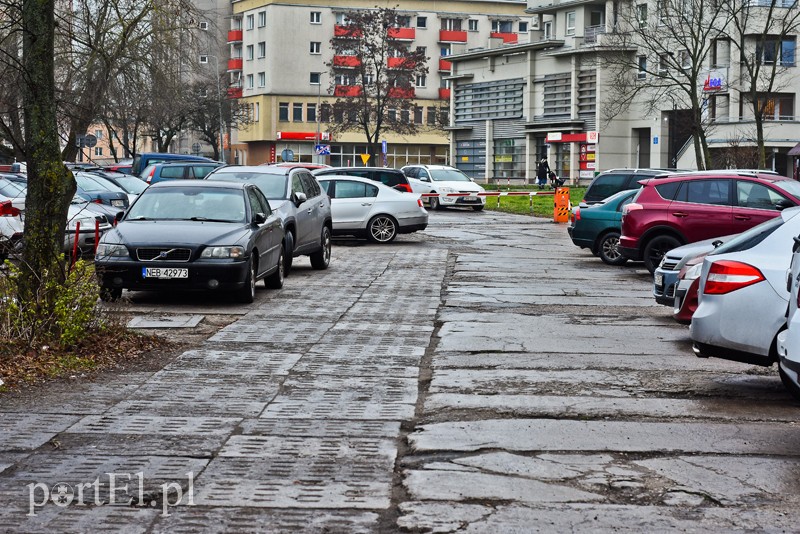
xmin=776 ymin=199 xmax=794 ymax=211
xmin=253 ymin=212 xmax=267 ymax=224
xmin=469 ymin=177 xmax=475 ymax=182
xmin=712 ymin=239 xmax=723 ymax=248
xmin=294 ymin=191 xmax=307 ymax=205
xmin=115 ymin=211 xmax=125 ymax=222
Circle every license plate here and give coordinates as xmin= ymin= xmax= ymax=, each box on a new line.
xmin=111 ymin=200 xmax=125 ymax=207
xmin=142 ymin=267 xmax=188 ymax=279
xmin=654 ymin=272 xmax=663 ymax=287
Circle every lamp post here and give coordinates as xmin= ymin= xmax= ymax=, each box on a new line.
xmin=201 ymin=54 xmax=226 ymax=164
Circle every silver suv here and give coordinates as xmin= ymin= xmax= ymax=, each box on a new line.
xmin=206 ymin=165 xmax=332 ymax=272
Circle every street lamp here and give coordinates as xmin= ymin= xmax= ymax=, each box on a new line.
xmin=201 ymin=54 xmax=226 ymax=164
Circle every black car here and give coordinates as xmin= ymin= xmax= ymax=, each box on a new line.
xmin=95 ymin=181 xmax=285 ymax=303
xmin=74 ymin=171 xmax=130 ymax=210
xmin=313 ymin=167 xmax=413 ymax=192
xmin=582 ymin=168 xmax=669 ymax=205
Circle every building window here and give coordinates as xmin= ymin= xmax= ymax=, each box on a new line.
xmin=293 ymin=103 xmax=303 ymax=121
xmin=199 ymin=21 xmax=208 ymax=30
xmin=94 ymin=147 xmax=103 ymax=156
xmin=246 ymin=45 xmax=254 ymax=60
xmin=258 ymin=11 xmax=266 ymax=27
xmin=396 ymin=16 xmax=411 ymax=27
xmin=637 ymin=55 xmax=647 ymax=79
xmin=320 ymin=104 xmax=331 ymax=122
xmin=637 ymin=4 xmax=648 ymax=28
xmin=415 ymin=75 xmax=427 ymax=87
xmin=519 ymin=21 xmax=529 ymax=33
xmin=657 ymin=0 xmax=668 ymax=23
xmin=712 ymin=38 xmax=731 ymax=67
xmin=246 ymin=74 xmax=254 ymax=88
xmin=758 ymin=36 xmax=796 ymax=66
xmin=566 ymin=12 xmax=576 ymax=36
xmin=468 ymin=19 xmax=478 ymax=31
xmin=258 ymin=42 xmax=265 ymax=58
xmin=335 ymin=73 xmax=354 ymax=85
xmin=246 ymin=14 xmax=254 ymax=30
xmin=310 ymin=11 xmax=321 ymax=24
xmin=307 ymin=103 xmax=316 ymax=122
xmin=258 ymin=72 xmax=265 ymax=87
xmin=427 ymin=106 xmax=437 ymax=125
xmin=336 ymin=13 xmax=351 ymax=25
xmin=94 ymin=129 xmax=102 ymax=139
xmin=310 ymin=72 xmax=321 ymax=84
xmin=279 ymin=102 xmax=289 ymax=121
xmin=755 ymin=93 xmax=794 ymax=120
xmin=400 ymin=108 xmax=410 ymax=123
xmin=414 ymin=106 xmax=423 ymax=123
xmin=492 ymin=20 xmax=513 ymax=33
xmin=416 ymin=16 xmax=427 ymax=28
xmin=388 ymin=108 xmax=397 ymax=121
xmin=441 ymin=18 xmax=462 ymax=31
xmin=440 ymin=45 xmax=451 ymax=56
xmin=659 ymin=54 xmax=669 ymax=73
xmin=543 ymin=21 xmax=552 ymax=38
xmin=310 ymin=41 xmax=321 ymax=54
xmin=255 ymin=102 xmax=260 ymax=121
xmin=199 ymin=55 xmax=209 ymax=64
xmin=679 ymin=49 xmax=691 ymax=69
xmin=416 ymin=46 xmax=426 ymax=56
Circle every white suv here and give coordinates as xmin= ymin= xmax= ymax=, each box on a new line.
xmin=401 ymin=165 xmax=486 ymax=211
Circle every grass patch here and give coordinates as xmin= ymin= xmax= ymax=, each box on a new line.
xmin=480 ymin=185 xmax=587 ymax=217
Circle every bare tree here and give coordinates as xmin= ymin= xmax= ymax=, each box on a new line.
xmin=185 ymin=77 xmax=251 ymax=161
xmin=327 ymin=7 xmax=429 ymax=161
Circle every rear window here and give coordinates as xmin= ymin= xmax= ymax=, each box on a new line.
xmin=159 ymin=166 xmax=185 ymax=179
xmin=376 ymin=171 xmax=405 ymax=187
xmin=654 ymin=181 xmax=681 ymax=200
xmin=710 ymin=216 xmax=784 ymax=255
xmin=585 ymin=174 xmax=630 ymax=201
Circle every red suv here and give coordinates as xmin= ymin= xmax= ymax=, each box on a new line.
xmin=619 ymin=171 xmax=800 ymax=272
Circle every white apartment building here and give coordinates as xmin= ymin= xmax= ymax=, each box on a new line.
xmin=447 ymin=0 xmax=800 ymax=183
xmin=227 ymin=0 xmax=530 ymax=166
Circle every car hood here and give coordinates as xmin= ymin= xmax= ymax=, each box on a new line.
xmin=433 ymin=181 xmax=484 ymax=192
xmin=664 ymin=234 xmax=737 ymax=263
xmin=104 ymin=220 xmax=250 ymax=246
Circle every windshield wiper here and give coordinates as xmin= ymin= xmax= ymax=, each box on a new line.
xmin=188 ymin=217 xmax=235 ymax=223
xmin=130 ymin=216 xmax=149 ymax=220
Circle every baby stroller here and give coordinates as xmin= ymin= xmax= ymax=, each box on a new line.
xmin=549 ymin=171 xmax=565 ymax=188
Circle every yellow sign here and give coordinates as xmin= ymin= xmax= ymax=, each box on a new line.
xmin=494 ymin=155 xmax=513 ymax=163
xmin=360 ymin=154 xmax=371 ymax=165
xmin=586 ymin=153 xmax=595 ymax=161
xmin=461 ymin=156 xmax=469 ymax=162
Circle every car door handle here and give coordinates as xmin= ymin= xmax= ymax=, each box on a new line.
xmin=734 ymin=215 xmax=751 ymax=220
xmin=361 ymin=203 xmax=372 ymax=206
xmin=671 ymin=212 xmax=688 ymax=218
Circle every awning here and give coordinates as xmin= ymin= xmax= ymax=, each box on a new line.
xmin=788 ymin=142 xmax=800 ymax=156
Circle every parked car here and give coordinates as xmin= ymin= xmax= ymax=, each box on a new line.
xmin=315 ymin=175 xmax=428 ymax=243
xmin=104 ymin=163 xmax=132 ymax=175
xmin=653 ymin=236 xmax=732 ymax=306
xmin=130 ymin=152 xmax=215 ymax=177
xmin=74 ymin=171 xmax=130 ymax=209
xmin=0 ymin=200 xmax=23 ymax=261
xmin=95 ymin=181 xmax=284 ymax=303
xmin=314 ymin=167 xmax=413 ymax=193
xmin=206 ymin=165 xmax=331 ymax=272
xmin=690 ymin=207 xmax=800 ymax=366
xmin=568 ymin=189 xmax=636 ymax=265
xmin=401 ymin=164 xmax=486 ymax=211
xmin=777 ymin=235 xmax=800 ymax=400
xmin=581 ymin=168 xmax=667 ymax=205
xmin=672 ymin=251 xmax=711 ymax=324
xmin=262 ymin=162 xmax=331 ymax=170
xmin=85 ymin=169 xmax=148 ymax=198
xmin=0 ymin=177 xmax=26 ymax=211
xmin=142 ymin=161 xmax=225 ymax=184
xmin=620 ymin=171 xmax=800 ymax=272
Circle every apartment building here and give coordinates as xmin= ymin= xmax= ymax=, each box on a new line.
xmin=447 ymin=0 xmax=800 ymax=183
xmin=228 ymin=0 xmax=530 ymax=166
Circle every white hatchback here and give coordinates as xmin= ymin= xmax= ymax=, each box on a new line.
xmin=777 ymin=233 xmax=800 ymax=400
xmin=401 ymin=165 xmax=486 ymax=211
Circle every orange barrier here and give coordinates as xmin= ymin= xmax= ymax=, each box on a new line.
xmin=553 ymin=187 xmax=570 ymax=223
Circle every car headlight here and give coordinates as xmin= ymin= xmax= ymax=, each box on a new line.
xmin=67 ymin=217 xmax=96 ymax=230
xmin=200 ymin=246 xmax=245 ymax=259
xmin=438 ymin=186 xmax=456 ymax=194
xmin=684 ymin=263 xmax=703 ymax=281
xmin=95 ymin=243 xmax=129 ymax=258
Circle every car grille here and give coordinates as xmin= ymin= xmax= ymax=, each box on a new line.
xmin=665 ymin=283 xmax=676 ymax=298
xmin=136 ymin=248 xmax=191 ymax=262
xmin=661 ymin=259 xmax=679 ymax=271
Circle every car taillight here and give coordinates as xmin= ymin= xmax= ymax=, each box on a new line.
xmin=93 ymin=198 xmax=103 ymax=204
xmin=703 ymin=260 xmax=765 ymax=295
xmin=574 ymin=207 xmax=581 ymax=221
xmin=0 ymin=200 xmax=20 ymax=217
xmin=417 ymin=198 xmax=423 ymax=207
xmin=146 ymin=168 xmax=155 ymax=183
xmin=398 ymin=183 xmax=412 ymax=193
xmin=622 ymin=203 xmax=643 ymax=215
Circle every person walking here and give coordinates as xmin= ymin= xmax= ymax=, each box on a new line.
xmin=536 ymin=158 xmax=550 ymax=189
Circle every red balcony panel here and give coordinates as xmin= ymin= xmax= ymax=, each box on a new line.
xmin=490 ymin=32 xmax=518 ymax=44
xmin=388 ymin=87 xmax=415 ymax=98
xmin=439 ymin=87 xmax=451 ymax=99
xmin=334 ymin=25 xmax=362 ymax=38
xmin=227 ymin=30 xmax=243 ymax=43
xmin=227 ymin=58 xmax=243 ymax=71
xmin=333 ymin=55 xmax=361 ymax=67
xmin=438 ymin=58 xmax=452 ymax=71
xmin=388 ymin=27 xmax=415 ymax=40
xmin=388 ymin=57 xmax=415 ymax=69
xmin=227 ymin=87 xmax=243 ymax=99
xmin=439 ymin=29 xmax=467 ymax=42
xmin=334 ymin=85 xmax=363 ymax=97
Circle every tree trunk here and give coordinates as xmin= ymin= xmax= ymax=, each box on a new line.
xmin=755 ymin=115 xmax=766 ymax=169
xmin=21 ymin=0 xmax=76 ymax=297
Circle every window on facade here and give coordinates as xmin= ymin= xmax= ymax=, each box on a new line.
xmin=519 ymin=21 xmax=529 ymax=32
xmin=440 ymin=45 xmax=451 ymax=56
xmin=492 ymin=20 xmax=514 ymax=33
xmin=657 ymin=0 xmax=668 ymax=23
xmin=415 ymin=75 xmax=426 ymax=87
xmin=320 ymin=104 xmax=331 ymax=122
xmin=307 ymin=104 xmax=316 ymax=122
xmin=414 ymin=106 xmax=423 ymax=123
xmin=335 ymin=73 xmax=354 ymax=85
xmin=257 ymin=42 xmax=265 ymax=58
xmin=712 ymin=38 xmax=730 ymax=67
xmin=310 ymin=11 xmax=321 ymax=23
xmin=756 ymin=93 xmax=794 ymax=120
xmin=310 ymin=41 xmax=321 ymax=54
xmin=679 ymin=49 xmax=691 ymax=69
xmin=279 ymin=102 xmax=289 ymax=121
xmin=246 ymin=74 xmax=254 ymax=88
xmin=335 ymin=13 xmax=351 ymax=25
xmin=710 ymin=94 xmax=729 ymax=122
xmin=637 ymin=4 xmax=648 ymax=27
xmin=94 ymin=147 xmax=103 ymax=156
xmin=258 ymin=72 xmax=265 ymax=87
xmin=637 ymin=55 xmax=647 ymax=79
xmin=388 ymin=108 xmax=397 ymax=121
xmin=94 ymin=129 xmax=102 ymax=139
xmin=441 ymin=18 xmax=462 ymax=31
xmin=758 ymin=36 xmax=796 ymax=66
xmin=310 ymin=72 xmax=321 ymax=84
xmin=659 ymin=54 xmax=669 ymax=73
xmin=427 ymin=106 xmax=437 ymax=125
xmin=455 ymin=79 xmax=526 ymax=121
xmin=258 ymin=11 xmax=266 ymax=27
xmin=416 ymin=46 xmax=427 ymax=57
xmin=400 ymin=108 xmax=410 ymax=123
xmin=416 ymin=16 xmax=427 ymax=28
xmin=543 ymin=21 xmax=553 ymax=38
xmin=246 ymin=45 xmax=254 ymax=60
xmin=293 ymin=103 xmax=303 ymax=121
xmin=246 ymin=14 xmax=254 ymax=30
xmin=396 ymin=16 xmax=411 ymax=27
xmin=468 ymin=19 xmax=479 ymax=31
xmin=566 ymin=12 xmax=576 ymax=35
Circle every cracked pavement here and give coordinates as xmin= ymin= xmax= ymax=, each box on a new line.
xmin=1 ymin=209 xmax=799 ymax=532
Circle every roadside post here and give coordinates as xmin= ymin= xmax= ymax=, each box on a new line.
xmin=553 ymin=187 xmax=570 ymax=223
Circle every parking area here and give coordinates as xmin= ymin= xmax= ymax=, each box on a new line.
xmin=1 ymin=208 xmax=798 ymax=531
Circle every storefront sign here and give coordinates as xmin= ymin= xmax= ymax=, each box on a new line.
xmin=494 ymin=155 xmax=513 ymax=163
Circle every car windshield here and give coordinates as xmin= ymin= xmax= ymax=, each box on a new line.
xmin=111 ymin=176 xmax=148 ymax=194
xmin=126 ymin=187 xmax=246 ymax=222
xmin=772 ymin=179 xmax=800 ymax=199
xmin=710 ymin=215 xmax=786 ymax=255
xmin=76 ymin=174 xmax=126 ymax=193
xmin=212 ymin=171 xmax=288 ymax=200
xmin=0 ymin=179 xmax=26 ymax=198
xmin=430 ymin=169 xmax=472 ymax=182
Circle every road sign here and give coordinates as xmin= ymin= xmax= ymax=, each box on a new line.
xmin=360 ymin=154 xmax=370 ymax=165
xmin=315 ymin=144 xmax=331 ymax=155
xmin=191 ymin=142 xmax=201 ymax=154
xmin=381 ymin=140 xmax=387 ymax=154
xmin=84 ymin=134 xmax=97 ymax=148
xmin=281 ymin=148 xmax=294 ymax=162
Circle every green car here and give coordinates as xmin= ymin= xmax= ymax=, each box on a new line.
xmin=567 ymin=189 xmax=637 ymax=265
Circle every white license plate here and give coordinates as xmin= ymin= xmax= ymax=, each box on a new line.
xmin=111 ymin=200 xmax=125 ymax=207
xmin=654 ymin=273 xmax=663 ymax=287
xmin=142 ymin=267 xmax=188 ymax=279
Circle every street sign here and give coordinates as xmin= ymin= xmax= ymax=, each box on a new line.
xmin=281 ymin=148 xmax=294 ymax=162
xmin=191 ymin=142 xmax=201 ymax=154
xmin=360 ymin=154 xmax=370 ymax=165
xmin=381 ymin=140 xmax=387 ymax=154
xmin=315 ymin=144 xmax=331 ymax=155
xmin=84 ymin=134 xmax=97 ymax=148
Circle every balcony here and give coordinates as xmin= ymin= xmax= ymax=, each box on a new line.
xmin=333 ymin=55 xmax=361 ymax=68
xmin=439 ymin=29 xmax=468 ymax=43
xmin=227 ymin=30 xmax=243 ymax=43
xmin=388 ymin=57 xmax=414 ymax=69
xmin=334 ymin=85 xmax=362 ymax=97
xmin=583 ymin=25 xmax=606 ymax=45
xmin=490 ymin=32 xmax=518 ymax=44
xmin=388 ymin=27 xmax=415 ymax=40
xmin=227 ymin=58 xmax=243 ymax=71
xmin=438 ymin=58 xmax=452 ymax=72
xmin=439 ymin=87 xmax=451 ymax=99
xmin=334 ymin=25 xmax=361 ymax=38
xmin=227 ymin=86 xmax=243 ymax=99
xmin=388 ymin=87 xmax=415 ymax=98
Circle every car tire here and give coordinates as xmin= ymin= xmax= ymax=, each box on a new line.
xmin=643 ymin=235 xmax=681 ymax=274
xmin=283 ymin=231 xmax=294 ymax=274
xmin=779 ymin=364 xmax=800 ymax=402
xmin=367 ymin=215 xmax=397 ymax=243
xmin=265 ymin=246 xmax=285 ymax=289
xmin=472 ymin=205 xmax=484 ymax=212
xmin=597 ymin=232 xmax=628 ymax=266
xmin=99 ymin=286 xmax=122 ymax=302
xmin=310 ymin=226 xmax=332 ymax=270
xmin=237 ymin=258 xmax=257 ymax=303
xmin=429 ymin=195 xmax=441 ymax=210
